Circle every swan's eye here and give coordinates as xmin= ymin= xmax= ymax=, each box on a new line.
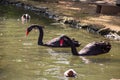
xmin=28 ymin=28 xmax=32 ymax=32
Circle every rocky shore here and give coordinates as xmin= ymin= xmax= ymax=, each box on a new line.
xmin=1 ymin=0 xmax=120 ymax=41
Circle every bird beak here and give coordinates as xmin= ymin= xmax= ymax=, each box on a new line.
xmin=26 ymin=30 xmax=29 ymax=36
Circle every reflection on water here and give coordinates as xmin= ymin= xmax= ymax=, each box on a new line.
xmin=0 ymin=5 xmax=120 ymax=80
xmin=23 ymin=42 xmax=33 ymax=46
xmin=79 ymin=56 xmax=90 ymax=64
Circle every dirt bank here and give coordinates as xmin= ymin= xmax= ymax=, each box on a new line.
xmin=25 ymin=0 xmax=120 ymax=32
xmin=30 ymin=1 xmax=120 ymax=31
xmin=1 ymin=0 xmax=120 ymax=32
xmin=57 ymin=1 xmax=120 ymax=32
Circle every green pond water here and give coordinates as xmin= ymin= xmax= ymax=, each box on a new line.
xmin=0 ymin=5 xmax=120 ymax=80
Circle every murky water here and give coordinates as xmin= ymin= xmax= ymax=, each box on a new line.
xmin=0 ymin=5 xmax=120 ymax=80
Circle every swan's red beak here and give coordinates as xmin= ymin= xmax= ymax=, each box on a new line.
xmin=26 ymin=30 xmax=29 ymax=36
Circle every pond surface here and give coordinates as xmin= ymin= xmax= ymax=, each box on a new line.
xmin=0 ymin=5 xmax=120 ymax=80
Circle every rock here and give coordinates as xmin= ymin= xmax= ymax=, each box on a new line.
xmin=97 ymin=28 xmax=111 ymax=35
xmin=104 ymin=32 xmax=120 ymax=40
xmin=117 ymin=31 xmax=120 ymax=36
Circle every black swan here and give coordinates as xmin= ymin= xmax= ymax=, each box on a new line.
xmin=61 ymin=36 xmax=111 ymax=56
xmin=26 ymin=24 xmax=80 ymax=47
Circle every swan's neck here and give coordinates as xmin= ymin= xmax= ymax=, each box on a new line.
xmin=63 ymin=36 xmax=79 ymax=55
xmin=38 ymin=27 xmax=44 ymax=45
xmin=71 ymin=44 xmax=79 ymax=56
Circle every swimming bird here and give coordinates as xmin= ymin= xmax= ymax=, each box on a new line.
xmin=60 ymin=36 xmax=111 ymax=56
xmin=64 ymin=69 xmax=77 ymax=77
xmin=26 ymin=24 xmax=80 ymax=47
xmin=21 ymin=14 xmax=30 ymax=24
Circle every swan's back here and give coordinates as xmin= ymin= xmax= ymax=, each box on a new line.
xmin=78 ymin=41 xmax=111 ymax=56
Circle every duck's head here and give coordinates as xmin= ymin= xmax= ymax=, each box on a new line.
xmin=64 ymin=69 xmax=77 ymax=77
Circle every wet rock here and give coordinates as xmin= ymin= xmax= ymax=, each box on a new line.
xmin=78 ymin=23 xmax=89 ymax=29
xmin=117 ymin=31 xmax=120 ymax=36
xmin=97 ymin=28 xmax=112 ymax=35
xmin=86 ymin=24 xmax=102 ymax=34
xmin=104 ymin=32 xmax=120 ymax=40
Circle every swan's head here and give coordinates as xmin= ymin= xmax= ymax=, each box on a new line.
xmin=26 ymin=25 xmax=44 ymax=36
xmin=64 ymin=69 xmax=77 ymax=77
xmin=26 ymin=26 xmax=33 ymax=36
